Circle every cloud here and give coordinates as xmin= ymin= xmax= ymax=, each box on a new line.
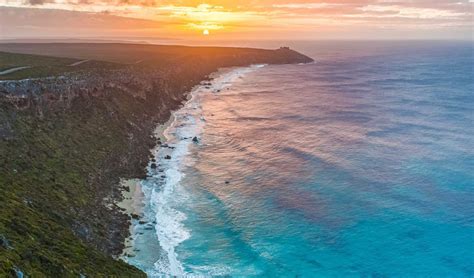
xmin=25 ymin=0 xmax=47 ymax=5
xmin=0 ymin=0 xmax=472 ymax=40
xmin=0 ymin=7 xmax=169 ymax=38
xmin=358 ymin=4 xmax=466 ymax=19
xmin=272 ymin=3 xmax=343 ymax=9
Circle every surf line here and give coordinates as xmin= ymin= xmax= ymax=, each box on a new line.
xmin=137 ymin=65 xmax=267 ymax=277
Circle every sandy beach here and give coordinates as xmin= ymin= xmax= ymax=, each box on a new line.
xmin=117 ymin=115 xmax=176 ymax=259
xmin=117 ymin=179 xmax=143 ymax=258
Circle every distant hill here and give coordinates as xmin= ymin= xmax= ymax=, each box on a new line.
xmin=0 ymin=43 xmax=312 ymax=81
xmin=0 ymin=42 xmax=313 ymax=65
xmin=0 ymin=51 xmax=121 ymax=80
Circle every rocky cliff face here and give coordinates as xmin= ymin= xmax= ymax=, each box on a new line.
xmin=0 ymin=45 xmax=313 ymax=276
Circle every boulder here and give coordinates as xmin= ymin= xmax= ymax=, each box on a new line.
xmin=0 ymin=234 xmax=11 ymax=249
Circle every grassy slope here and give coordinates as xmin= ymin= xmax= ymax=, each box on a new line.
xmin=0 ymin=45 xmax=313 ymax=276
xmin=0 ymin=97 xmax=147 ymax=277
xmin=0 ymin=51 xmax=122 ymax=80
xmin=0 ymin=43 xmax=281 ymax=64
xmin=0 ymin=43 xmax=312 ymax=68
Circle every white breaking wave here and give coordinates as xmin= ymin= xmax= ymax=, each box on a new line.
xmin=145 ymin=65 xmax=266 ymax=277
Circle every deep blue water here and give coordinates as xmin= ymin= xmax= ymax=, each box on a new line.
xmin=128 ymin=41 xmax=474 ymax=276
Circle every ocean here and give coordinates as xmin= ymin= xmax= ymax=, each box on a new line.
xmin=126 ymin=41 xmax=474 ymax=276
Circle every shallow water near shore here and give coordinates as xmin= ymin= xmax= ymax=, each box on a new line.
xmin=127 ymin=41 xmax=474 ymax=276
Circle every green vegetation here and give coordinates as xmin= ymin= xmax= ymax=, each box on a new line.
xmin=0 ymin=44 xmax=312 ymax=276
xmin=0 ymin=51 xmax=122 ymax=80
xmin=0 ymin=43 xmax=276 ymax=64
xmin=0 ymin=43 xmax=313 ymax=75
xmin=0 ymin=97 xmax=147 ymax=277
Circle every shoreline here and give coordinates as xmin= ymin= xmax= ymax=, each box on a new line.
xmin=116 ymin=179 xmax=143 ymax=259
xmin=116 ymin=66 xmax=268 ymax=266
xmin=116 ymin=68 xmax=226 ymax=261
xmin=116 ymin=75 xmax=207 ymax=266
xmin=117 ymin=114 xmax=175 ymax=259
xmin=0 ymin=44 xmax=313 ymax=276
xmin=118 ymin=65 xmax=267 ymax=275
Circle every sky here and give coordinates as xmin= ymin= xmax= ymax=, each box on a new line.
xmin=0 ymin=0 xmax=473 ymax=41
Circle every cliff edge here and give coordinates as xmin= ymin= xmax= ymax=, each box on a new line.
xmin=0 ymin=44 xmax=313 ymax=277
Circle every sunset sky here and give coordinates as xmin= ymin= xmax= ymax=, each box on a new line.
xmin=0 ymin=0 xmax=473 ymax=41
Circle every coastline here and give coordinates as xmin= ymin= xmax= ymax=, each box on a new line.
xmin=117 ymin=115 xmax=175 ymax=259
xmin=116 ymin=74 xmax=213 ymax=271
xmin=0 ymin=44 xmax=313 ymax=276
xmin=119 ymin=65 xmax=267 ymax=275
xmin=117 ymin=179 xmax=143 ymax=259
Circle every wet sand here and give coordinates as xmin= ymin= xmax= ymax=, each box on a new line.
xmin=117 ymin=116 xmax=175 ymax=259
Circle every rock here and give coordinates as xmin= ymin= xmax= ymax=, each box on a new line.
xmin=138 ymin=220 xmax=148 ymax=225
xmin=13 ymin=267 xmax=24 ymax=278
xmin=150 ymin=163 xmax=157 ymax=169
xmin=0 ymin=45 xmax=315 ymax=274
xmin=123 ymin=186 xmax=130 ymax=192
xmin=164 ymin=155 xmax=171 ymax=160
xmin=151 ymin=158 xmax=156 ymax=162
xmin=192 ymin=136 xmax=199 ymax=143
xmin=225 ymin=181 xmax=230 ymax=184
xmin=161 ymin=175 xmax=166 ymax=178
xmin=22 ymin=198 xmax=33 ymax=207
xmin=0 ymin=234 xmax=11 ymax=249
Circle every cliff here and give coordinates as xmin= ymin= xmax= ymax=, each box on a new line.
xmin=0 ymin=44 xmax=313 ymax=276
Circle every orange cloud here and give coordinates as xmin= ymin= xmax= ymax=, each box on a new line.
xmin=0 ymin=1 xmax=472 ymax=40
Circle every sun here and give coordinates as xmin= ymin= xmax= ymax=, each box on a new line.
xmin=203 ymin=29 xmax=210 ymax=36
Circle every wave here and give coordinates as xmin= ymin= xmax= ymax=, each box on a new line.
xmin=143 ymin=65 xmax=266 ymax=277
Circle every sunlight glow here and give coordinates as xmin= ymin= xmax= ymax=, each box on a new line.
xmin=0 ymin=0 xmax=471 ymax=40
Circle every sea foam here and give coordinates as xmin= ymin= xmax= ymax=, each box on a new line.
xmin=144 ymin=65 xmax=265 ymax=277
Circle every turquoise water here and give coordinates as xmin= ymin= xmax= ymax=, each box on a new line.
xmin=128 ymin=41 xmax=474 ymax=276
